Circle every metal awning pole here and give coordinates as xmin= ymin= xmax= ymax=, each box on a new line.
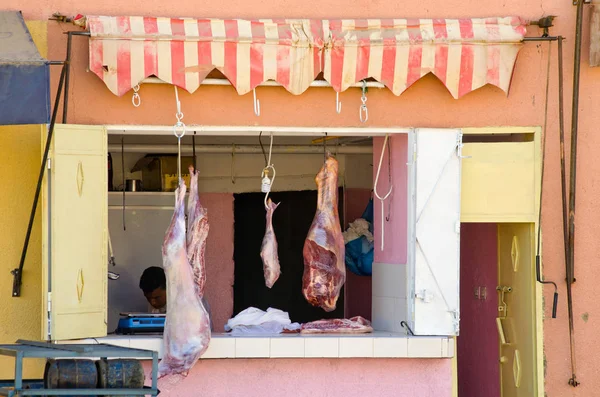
xmin=11 ymin=63 xmax=67 ymax=297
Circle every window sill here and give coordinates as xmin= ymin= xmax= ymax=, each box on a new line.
xmin=61 ymin=332 xmax=455 ymax=359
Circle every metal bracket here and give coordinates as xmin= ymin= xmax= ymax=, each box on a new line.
xmin=11 ymin=269 xmax=22 ymax=297
xmin=573 ymin=0 xmax=591 ymax=6
xmin=416 ymin=289 xmax=433 ymax=303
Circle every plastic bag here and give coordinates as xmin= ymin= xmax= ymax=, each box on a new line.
xmin=224 ymin=307 xmax=300 ymax=335
xmin=344 ymin=198 xmax=374 ymax=276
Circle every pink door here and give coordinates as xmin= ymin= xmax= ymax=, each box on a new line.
xmin=458 ymin=223 xmax=500 ymax=397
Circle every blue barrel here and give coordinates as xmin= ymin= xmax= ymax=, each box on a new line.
xmin=96 ymin=359 xmax=145 ymax=397
xmin=44 ymin=359 xmax=98 ymax=397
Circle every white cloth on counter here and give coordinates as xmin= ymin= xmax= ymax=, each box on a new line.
xmin=224 ymin=307 xmax=301 ymax=336
xmin=343 ymin=218 xmax=374 ymax=244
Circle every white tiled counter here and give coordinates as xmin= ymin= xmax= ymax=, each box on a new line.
xmin=62 ymin=332 xmax=455 ymax=359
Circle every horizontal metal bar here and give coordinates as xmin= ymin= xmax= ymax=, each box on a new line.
xmin=523 ymin=36 xmax=563 ymax=42
xmin=65 ymin=31 xmax=91 ymax=36
xmin=106 ymin=125 xmax=410 ymax=137
xmin=109 ymin=206 xmax=175 ymax=210
xmin=16 ymin=340 xmax=92 ymax=353
xmin=1 ymin=388 xmax=157 ymax=396
xmin=46 ymin=61 xmax=66 ymax=65
xmin=141 ymin=76 xmax=386 ymax=89
xmin=107 ymin=143 xmax=372 ymax=154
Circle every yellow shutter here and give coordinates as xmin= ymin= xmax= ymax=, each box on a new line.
xmin=41 ymin=124 xmax=107 ymax=341
xmin=460 ymin=141 xmax=537 ymax=223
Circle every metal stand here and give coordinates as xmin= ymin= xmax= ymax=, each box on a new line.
xmin=0 ymin=341 xmax=158 ymax=397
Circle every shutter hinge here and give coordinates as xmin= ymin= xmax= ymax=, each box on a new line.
xmin=415 ymin=289 xmax=433 ymax=303
xmin=407 ymin=142 xmax=417 ymax=166
xmin=450 ymin=310 xmax=460 ymax=334
xmin=47 ymin=159 xmax=52 ymax=169
xmin=456 ymin=132 xmax=471 ymax=159
xmin=47 ymin=292 xmax=52 ymax=340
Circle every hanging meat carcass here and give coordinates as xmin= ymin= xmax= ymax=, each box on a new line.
xmin=260 ymin=198 xmax=281 ymax=288
xmin=302 ymin=155 xmax=346 ymax=312
xmin=158 ymin=167 xmax=211 ymax=378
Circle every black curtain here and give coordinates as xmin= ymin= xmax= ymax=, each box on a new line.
xmin=233 ymin=189 xmax=345 ymax=324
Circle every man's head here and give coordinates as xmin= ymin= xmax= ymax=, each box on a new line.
xmin=139 ymin=266 xmax=167 ymax=310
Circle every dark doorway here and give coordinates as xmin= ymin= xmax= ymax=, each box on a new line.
xmin=233 ymin=189 xmax=345 ymax=323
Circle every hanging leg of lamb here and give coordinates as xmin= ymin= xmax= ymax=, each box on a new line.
xmin=186 ymin=165 xmax=209 ymax=298
xmin=261 ymin=198 xmax=281 ymax=288
xmin=302 ymin=155 xmax=346 ymax=312
xmin=158 ymin=174 xmax=211 ymax=379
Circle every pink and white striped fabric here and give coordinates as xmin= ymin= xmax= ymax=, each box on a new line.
xmin=322 ymin=17 xmax=527 ymax=98
xmin=86 ymin=16 xmax=526 ymax=98
xmin=87 ymin=16 xmax=323 ymax=96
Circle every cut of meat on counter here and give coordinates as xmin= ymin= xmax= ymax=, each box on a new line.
xmin=300 ymin=316 xmax=374 ymax=334
xmin=157 ymin=167 xmax=211 ymax=379
xmin=302 ymin=155 xmax=346 ymax=312
xmin=261 ymin=198 xmax=281 ymax=288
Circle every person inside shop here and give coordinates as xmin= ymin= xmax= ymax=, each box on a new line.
xmin=139 ymin=266 xmax=213 ymax=330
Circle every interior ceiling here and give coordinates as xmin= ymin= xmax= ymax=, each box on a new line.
xmin=108 ymin=134 xmax=373 ymax=146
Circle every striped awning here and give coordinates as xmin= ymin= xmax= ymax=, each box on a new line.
xmin=86 ymin=16 xmax=527 ymax=99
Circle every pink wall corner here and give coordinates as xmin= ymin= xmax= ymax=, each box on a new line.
xmin=458 ymin=223 xmax=499 ymax=397
xmin=344 ymin=188 xmax=373 ymax=320
xmin=201 ymin=193 xmax=234 ymax=332
xmin=372 ymin=135 xmax=408 ymax=265
xmin=146 ymin=358 xmax=452 ymax=397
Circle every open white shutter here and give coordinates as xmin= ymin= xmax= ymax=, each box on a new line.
xmin=407 ymin=128 xmax=462 ymax=336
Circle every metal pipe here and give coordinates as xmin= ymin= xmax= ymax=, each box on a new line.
xmin=62 ymin=32 xmax=73 ymax=123
xmin=523 ymin=36 xmax=561 ymax=41
xmin=536 ymin=40 xmax=558 ymax=319
xmin=559 ymin=36 xmax=569 ymax=296
xmin=140 ymin=76 xmax=386 ymax=89
xmin=105 ymin=125 xmax=410 ymax=136
xmin=107 ymin=143 xmax=373 ymax=154
xmin=12 ymin=63 xmax=68 ymax=297
xmin=566 ymin=0 xmax=586 ymax=387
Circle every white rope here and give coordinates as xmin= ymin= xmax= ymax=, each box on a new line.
xmin=173 ymin=86 xmax=186 ymax=182
xmin=262 ymin=133 xmax=276 ymax=209
xmin=374 ymin=134 xmax=393 ymax=251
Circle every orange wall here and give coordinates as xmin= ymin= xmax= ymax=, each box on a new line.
xmin=4 ymin=1 xmax=600 ymax=395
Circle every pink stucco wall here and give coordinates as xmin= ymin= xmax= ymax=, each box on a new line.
xmin=458 ymin=223 xmax=499 ymax=397
xmin=372 ymin=135 xmax=408 ymax=265
xmin=201 ymin=194 xmax=234 ymax=332
xmin=143 ymin=358 xmax=452 ymax=397
xmin=6 ymin=0 xmax=600 ymax=395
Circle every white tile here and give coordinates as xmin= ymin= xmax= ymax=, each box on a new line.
xmin=203 ymin=337 xmax=235 ymax=359
xmin=304 ymin=337 xmax=339 ymax=358
xmin=270 ymin=337 xmax=305 ymax=358
xmin=373 ymin=337 xmax=408 ymax=357
xmin=372 ymin=262 xmax=408 ymax=298
xmin=407 ymin=337 xmax=443 ymax=358
xmin=339 ymin=337 xmax=374 ymax=358
xmin=234 ymin=337 xmax=270 ymax=358
xmin=372 ymin=296 xmax=406 ymax=333
xmin=129 ymin=338 xmax=162 ymax=356
xmin=372 ymin=296 xmax=395 ymax=331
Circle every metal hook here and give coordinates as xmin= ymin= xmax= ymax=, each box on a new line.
xmin=359 ymin=81 xmax=368 ymax=123
xmin=335 ymin=91 xmax=342 ymax=114
xmin=323 ymin=132 xmax=328 ymax=162
xmin=174 ymin=86 xmax=184 ymax=122
xmin=231 ymin=144 xmax=236 ymax=184
xmin=253 ymin=88 xmax=261 ymax=116
xmin=132 ymin=85 xmax=141 ymax=107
